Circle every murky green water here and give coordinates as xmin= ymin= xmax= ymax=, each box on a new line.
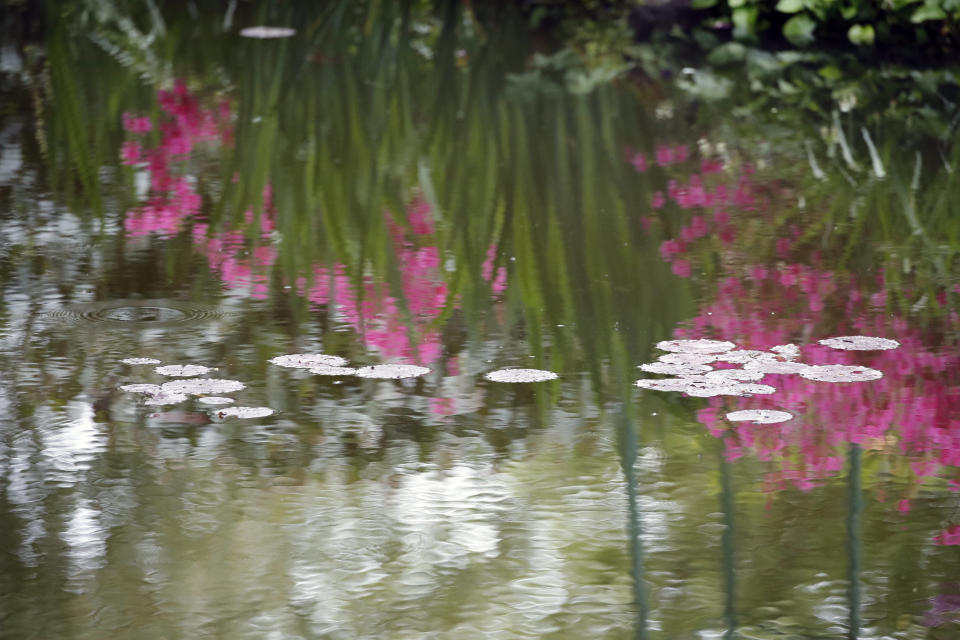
xmin=1 ymin=2 xmax=959 ymax=638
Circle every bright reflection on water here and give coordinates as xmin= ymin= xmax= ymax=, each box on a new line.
xmin=1 ymin=2 xmax=960 ymax=638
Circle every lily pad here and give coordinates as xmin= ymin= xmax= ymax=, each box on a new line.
xmin=270 ymin=353 xmax=349 ymax=369
xmin=713 ymin=350 xmax=775 ymax=364
xmin=197 ymin=396 xmax=235 ymax=406
xmin=119 ymin=383 xmax=162 ymax=395
xmin=144 ymin=392 xmax=189 ymax=406
xmin=705 ymin=369 xmax=765 ymax=382
xmin=639 ymin=362 xmax=713 ymax=376
xmin=355 ymin=364 xmax=431 ymax=380
xmin=239 ymin=26 xmax=296 ymax=38
xmin=799 ymin=365 xmax=883 ymax=383
xmin=818 ymin=336 xmax=900 ymax=351
xmin=657 ymin=353 xmax=718 ymax=365
xmin=161 ymin=378 xmax=246 ymax=395
xmin=154 ymin=364 xmax=213 ymax=377
xmin=656 ymin=339 xmax=736 ymax=354
xmin=121 ymin=357 xmax=162 ymax=365
xmin=214 ymin=406 xmax=275 ymax=419
xmin=745 ymin=359 xmax=811 ymax=375
xmin=726 ymin=409 xmax=793 ymax=424
xmin=484 ymin=368 xmax=559 ymax=383
xmin=308 ymin=365 xmax=358 ymax=376
xmin=770 ymin=344 xmax=801 ymax=360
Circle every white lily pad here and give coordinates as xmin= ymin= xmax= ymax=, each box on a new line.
xmin=635 ymin=377 xmax=701 ymax=392
xmin=713 ymin=350 xmax=774 ymax=364
xmin=161 ymin=378 xmax=246 ymax=395
xmin=818 ymin=336 xmax=901 ymax=351
xmin=309 ymin=365 xmax=358 ymax=376
xmin=656 ymin=353 xmax=718 ymax=365
xmin=154 ymin=364 xmax=213 ymax=377
xmin=214 ymin=406 xmax=274 ymax=419
xmin=270 ymin=353 xmax=349 ymax=369
xmin=639 ymin=362 xmax=713 ymax=376
xmin=121 ymin=357 xmax=162 ymax=365
xmin=705 ymin=369 xmax=765 ymax=382
xmin=635 ymin=376 xmax=774 ymax=397
xmin=239 ymin=26 xmax=296 ymax=39
xmin=770 ymin=344 xmax=801 ymax=360
xmin=144 ymin=392 xmax=188 ymax=406
xmin=799 ymin=365 xmax=883 ymax=383
xmin=355 ymin=364 xmax=431 ymax=380
xmin=197 ymin=396 xmax=235 ymax=406
xmin=119 ymin=383 xmax=162 ymax=395
xmin=484 ymin=368 xmax=559 ymax=383
xmin=726 ymin=409 xmax=793 ymax=424
xmin=744 ymin=359 xmax=811 ymax=375
xmin=656 ymin=339 xmax=736 ymax=354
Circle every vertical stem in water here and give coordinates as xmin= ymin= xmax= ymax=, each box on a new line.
xmin=617 ymin=408 xmax=649 ymax=640
xmin=846 ymin=443 xmax=863 ymax=640
xmin=720 ymin=435 xmax=738 ymax=639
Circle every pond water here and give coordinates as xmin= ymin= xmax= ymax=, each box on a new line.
xmin=1 ymin=2 xmax=959 ymax=639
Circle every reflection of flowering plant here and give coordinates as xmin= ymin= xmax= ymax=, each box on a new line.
xmin=628 ymin=143 xmax=960 ymax=511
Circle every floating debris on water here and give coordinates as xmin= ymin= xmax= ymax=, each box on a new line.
xmin=144 ymin=392 xmax=189 ymax=406
xmin=270 ymin=353 xmax=349 ymax=369
xmin=770 ymin=344 xmax=801 ymax=360
xmin=239 ymin=26 xmax=296 ymax=39
xmin=197 ymin=396 xmax=235 ymax=406
xmin=657 ymin=352 xmax=718 ymax=365
xmin=308 ymin=365 xmax=358 ymax=376
xmin=119 ymin=383 xmax=162 ymax=395
xmin=818 ymin=336 xmax=901 ymax=351
xmin=355 ymin=364 xmax=431 ymax=379
xmin=744 ymin=359 xmax=811 ymax=375
xmin=656 ymin=339 xmax=736 ymax=354
xmin=215 ymin=406 xmax=275 ymax=419
xmin=121 ymin=357 xmax=162 ymax=365
xmin=799 ymin=365 xmax=883 ymax=383
xmin=726 ymin=409 xmax=793 ymax=424
xmin=154 ymin=364 xmax=212 ymax=377
xmin=161 ymin=378 xmax=246 ymax=395
xmin=484 ymin=368 xmax=559 ymax=383
xmin=639 ymin=362 xmax=713 ymax=376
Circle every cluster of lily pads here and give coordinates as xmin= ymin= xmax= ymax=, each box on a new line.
xmin=119 ymin=357 xmax=272 ymax=419
xmin=635 ymin=336 xmax=899 ymax=425
xmin=118 ymin=354 xmax=563 ymax=420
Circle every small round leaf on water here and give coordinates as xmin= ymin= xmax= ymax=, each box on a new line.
xmin=656 ymin=339 xmax=736 ymax=354
xmin=154 ymin=364 xmax=213 ymax=377
xmin=484 ymin=368 xmax=558 ymax=383
xmin=726 ymin=409 xmax=793 ymax=424
xmin=239 ymin=26 xmax=296 ymax=38
xmin=215 ymin=406 xmax=275 ymax=419
xmin=745 ymin=359 xmax=811 ymax=375
xmin=216 ymin=406 xmax=274 ymax=419
xmin=120 ymin=383 xmax=162 ymax=395
xmin=713 ymin=350 xmax=774 ymax=364
xmin=818 ymin=336 xmax=900 ymax=351
xmin=639 ymin=362 xmax=713 ymax=376
xmin=161 ymin=378 xmax=246 ymax=395
xmin=121 ymin=357 xmax=162 ymax=365
xmin=144 ymin=392 xmax=188 ymax=406
xmin=270 ymin=354 xmax=349 ymax=369
xmin=770 ymin=344 xmax=801 ymax=360
xmin=355 ymin=364 xmax=431 ymax=380
xmin=198 ymin=396 xmax=235 ymax=406
xmin=705 ymin=368 xmax=765 ymax=382
xmin=309 ymin=365 xmax=358 ymax=376
xmin=799 ymin=365 xmax=883 ymax=383
xmin=657 ymin=353 xmax=718 ymax=365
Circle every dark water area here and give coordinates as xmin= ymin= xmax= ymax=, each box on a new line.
xmin=1 ymin=2 xmax=959 ymax=638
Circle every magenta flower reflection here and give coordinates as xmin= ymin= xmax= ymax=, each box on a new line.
xmin=627 ymin=140 xmax=960 ymax=501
